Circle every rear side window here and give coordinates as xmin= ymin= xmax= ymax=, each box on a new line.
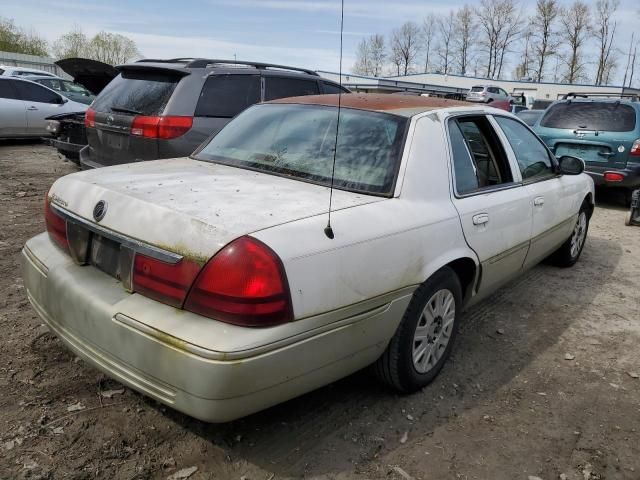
xmin=91 ymin=70 xmax=179 ymax=115
xmin=322 ymin=82 xmax=348 ymax=94
xmin=14 ymin=81 xmax=60 ymax=103
xmin=264 ymin=77 xmax=319 ymax=101
xmin=540 ymin=102 xmax=636 ymax=132
xmin=0 ymin=80 xmax=19 ymax=100
xmin=195 ymin=74 xmax=260 ymax=118
xmin=448 ymin=116 xmax=513 ymax=194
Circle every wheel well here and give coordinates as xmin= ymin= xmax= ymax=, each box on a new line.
xmin=583 ymin=192 xmax=595 ymax=218
xmin=445 ymin=258 xmax=477 ymax=302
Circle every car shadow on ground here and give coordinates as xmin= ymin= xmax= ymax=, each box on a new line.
xmin=595 ymin=186 xmax=631 ymax=211
xmin=144 ymin=234 xmax=622 ymax=477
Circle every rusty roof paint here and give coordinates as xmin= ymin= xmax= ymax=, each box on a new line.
xmin=267 ymin=93 xmax=472 ymax=116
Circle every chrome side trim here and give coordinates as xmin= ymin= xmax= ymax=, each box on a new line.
xmin=51 ymin=203 xmax=183 ymax=264
xmin=530 ymin=215 xmax=577 ymax=244
xmin=23 ymin=245 xmax=48 ymax=277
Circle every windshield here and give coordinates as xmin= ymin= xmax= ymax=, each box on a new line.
xmin=195 ymin=104 xmax=408 ymax=196
xmin=61 ymin=80 xmax=92 ymax=95
xmin=470 ymin=86 xmax=484 ymax=92
xmin=540 ymin=102 xmax=636 ymax=132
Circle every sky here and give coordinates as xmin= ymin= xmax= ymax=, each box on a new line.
xmin=1 ymin=0 xmax=639 ymax=84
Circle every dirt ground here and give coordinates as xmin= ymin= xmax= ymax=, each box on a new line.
xmin=0 ymin=141 xmax=638 ymax=480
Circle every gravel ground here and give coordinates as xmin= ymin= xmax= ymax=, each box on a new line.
xmin=1 ymin=141 xmax=639 ymax=480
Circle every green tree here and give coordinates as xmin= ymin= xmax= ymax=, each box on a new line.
xmin=0 ymin=17 xmax=48 ymax=56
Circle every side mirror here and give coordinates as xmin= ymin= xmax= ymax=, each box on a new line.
xmin=557 ymin=155 xmax=585 ymax=175
xmin=51 ymin=95 xmax=66 ymax=105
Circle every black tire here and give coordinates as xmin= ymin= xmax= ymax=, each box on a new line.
xmin=550 ymin=203 xmax=590 ymax=268
xmin=374 ymin=266 xmax=462 ymax=393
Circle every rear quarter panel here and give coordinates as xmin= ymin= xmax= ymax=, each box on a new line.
xmin=253 ymin=113 xmax=477 ymax=321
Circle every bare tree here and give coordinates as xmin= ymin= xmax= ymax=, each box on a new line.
xmin=514 ymin=26 xmax=534 ymax=79
xmin=369 ymin=34 xmax=386 ymax=77
xmin=559 ymin=1 xmax=591 ymax=83
xmin=476 ymin=0 xmax=522 ymax=79
xmin=495 ymin=1 xmax=523 ymax=78
xmin=52 ymin=27 xmax=87 ymax=59
xmin=454 ymin=5 xmax=475 ymax=75
xmin=530 ymin=0 xmax=560 ymax=82
xmin=593 ymin=0 xmax=619 ymax=85
xmin=437 ymin=11 xmax=456 ymax=74
xmin=353 ymin=34 xmax=386 ymax=77
xmin=390 ymin=21 xmax=421 ymax=76
xmin=353 ymin=37 xmax=372 ymax=75
xmin=422 ymin=13 xmax=438 ymax=73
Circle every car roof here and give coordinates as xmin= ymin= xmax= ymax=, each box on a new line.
xmin=117 ymin=58 xmax=324 ymax=80
xmin=548 ymin=98 xmax=640 ymax=108
xmin=267 ymin=93 xmax=471 ymax=117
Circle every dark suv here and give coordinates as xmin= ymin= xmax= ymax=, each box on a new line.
xmin=80 ymin=58 xmax=349 ymax=169
xmin=534 ymin=94 xmax=640 ymax=203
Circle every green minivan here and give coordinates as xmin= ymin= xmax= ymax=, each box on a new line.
xmin=534 ymin=98 xmax=640 ymax=203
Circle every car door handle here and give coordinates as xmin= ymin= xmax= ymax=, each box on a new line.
xmin=27 ymin=106 xmax=38 ymax=111
xmin=472 ymin=213 xmax=489 ymax=225
xmin=534 ymin=196 xmax=545 ymax=207
xmin=598 ymin=151 xmax=615 ymax=157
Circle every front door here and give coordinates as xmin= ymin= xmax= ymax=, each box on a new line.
xmin=447 ymin=115 xmax=532 ymax=301
xmin=14 ymin=80 xmax=66 ymax=135
xmin=492 ymin=115 xmax=577 ymax=267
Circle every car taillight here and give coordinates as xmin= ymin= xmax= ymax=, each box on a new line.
xmin=604 ymin=171 xmax=625 ymax=182
xmin=130 ymin=116 xmax=193 ymax=139
xmin=630 ymin=139 xmax=640 ymax=156
xmin=132 ymin=254 xmax=201 ymax=308
xmin=184 ymin=236 xmax=293 ymax=327
xmin=84 ymin=107 xmax=96 ymax=128
xmin=44 ymin=195 xmax=69 ymax=252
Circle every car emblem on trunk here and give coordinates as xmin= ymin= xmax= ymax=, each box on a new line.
xmin=107 ymin=115 xmax=114 ymax=125
xmin=93 ymin=200 xmax=107 ymax=222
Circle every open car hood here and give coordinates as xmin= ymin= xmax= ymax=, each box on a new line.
xmin=55 ymin=58 xmax=118 ymax=95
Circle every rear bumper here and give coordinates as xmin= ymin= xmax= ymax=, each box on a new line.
xmin=586 ymin=163 xmax=640 ymax=189
xmin=22 ymin=233 xmax=410 ymax=422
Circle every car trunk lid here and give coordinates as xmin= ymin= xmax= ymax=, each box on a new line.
xmin=48 ymin=157 xmax=385 ymax=267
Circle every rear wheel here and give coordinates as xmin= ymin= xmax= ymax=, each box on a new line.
xmin=375 ymin=267 xmax=462 ymax=392
xmin=551 ymin=204 xmax=590 ymax=267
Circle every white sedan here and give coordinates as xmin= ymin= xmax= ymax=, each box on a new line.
xmin=22 ymin=94 xmax=594 ymax=422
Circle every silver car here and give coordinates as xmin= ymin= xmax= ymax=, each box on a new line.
xmin=0 ymin=77 xmax=88 ymax=139
xmin=466 ymin=85 xmax=511 ymax=104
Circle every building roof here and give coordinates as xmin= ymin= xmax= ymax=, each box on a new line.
xmin=268 ymin=93 xmax=470 ymax=117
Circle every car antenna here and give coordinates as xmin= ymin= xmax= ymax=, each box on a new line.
xmin=324 ymin=0 xmax=345 ymax=240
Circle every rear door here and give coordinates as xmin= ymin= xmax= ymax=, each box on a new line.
xmin=0 ymin=79 xmax=27 ymax=137
xmin=447 ymin=115 xmax=532 ymax=298
xmin=87 ymin=69 xmax=182 ymax=166
xmin=192 ymin=73 xmax=261 ymax=144
xmin=537 ymin=101 xmax=637 ymax=171
xmin=13 ymin=80 xmax=66 ymax=135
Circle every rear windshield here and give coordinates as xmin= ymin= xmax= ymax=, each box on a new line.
xmin=540 ymin=102 xmax=637 ymax=132
xmin=195 ymin=104 xmax=408 ymax=196
xmin=91 ymin=70 xmax=179 ymax=115
xmin=470 ymin=86 xmax=484 ymax=92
